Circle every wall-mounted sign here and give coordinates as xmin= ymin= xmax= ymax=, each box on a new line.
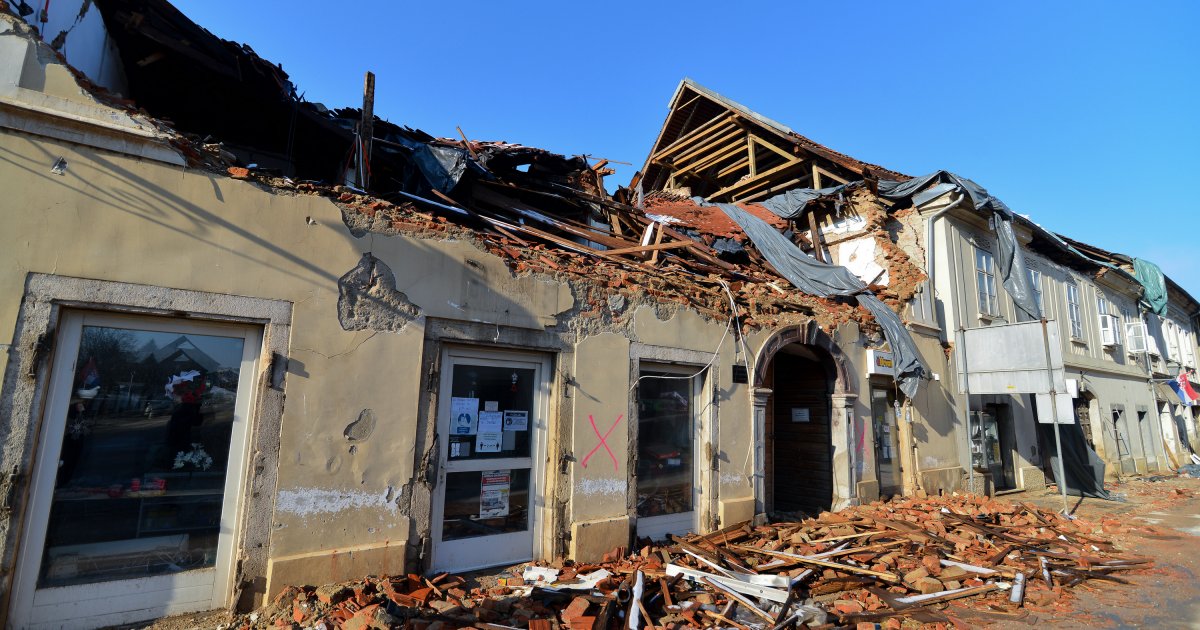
xmin=791 ymin=407 xmax=810 ymax=423
xmin=732 ymin=364 xmax=749 ymax=384
xmin=867 ymin=349 xmax=895 ymax=377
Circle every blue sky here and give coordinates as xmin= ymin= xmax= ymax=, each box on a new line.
xmin=173 ymin=1 xmax=1200 ymax=294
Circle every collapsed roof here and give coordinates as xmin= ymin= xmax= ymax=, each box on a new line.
xmin=3 ymin=1 xmax=922 ymax=325
xmin=635 ymin=79 xmax=909 ymax=204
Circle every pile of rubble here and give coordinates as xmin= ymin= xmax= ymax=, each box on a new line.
xmin=238 ymin=494 xmax=1151 ymax=629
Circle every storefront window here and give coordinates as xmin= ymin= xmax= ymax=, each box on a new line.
xmin=39 ymin=325 xmax=244 ymax=587
xmin=636 ymin=372 xmax=694 ymax=518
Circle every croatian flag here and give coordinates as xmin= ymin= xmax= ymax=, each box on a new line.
xmin=1169 ymin=371 xmax=1199 ymax=406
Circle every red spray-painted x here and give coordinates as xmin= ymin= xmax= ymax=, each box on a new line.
xmin=581 ymin=414 xmax=623 ymax=472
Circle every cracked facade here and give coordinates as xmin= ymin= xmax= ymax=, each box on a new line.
xmin=1 ymin=2 xmax=1199 ymax=628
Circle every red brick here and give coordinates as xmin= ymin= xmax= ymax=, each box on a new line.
xmin=561 ymin=597 xmax=591 ymax=622
xmin=567 ymin=616 xmax=597 ymax=630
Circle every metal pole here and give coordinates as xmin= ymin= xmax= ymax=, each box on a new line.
xmin=1040 ymin=319 xmax=1069 ymax=513
xmin=958 ymin=327 xmax=974 ymax=494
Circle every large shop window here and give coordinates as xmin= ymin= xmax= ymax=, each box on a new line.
xmin=37 ymin=325 xmax=246 ymax=586
xmin=636 ymin=368 xmax=700 ymax=539
xmin=11 ymin=312 xmax=260 ymax=628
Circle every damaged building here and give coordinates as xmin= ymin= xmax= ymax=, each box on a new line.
xmin=1 ymin=2 xmax=1198 ymax=629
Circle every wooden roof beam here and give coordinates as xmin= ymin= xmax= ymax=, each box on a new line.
xmin=708 ymin=157 xmax=807 ymax=200
xmin=664 ymin=126 xmax=744 ymax=168
xmin=650 ymin=114 xmax=737 ymax=161
xmin=674 ymin=135 xmax=749 ymax=177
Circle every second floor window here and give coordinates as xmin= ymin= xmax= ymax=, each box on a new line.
xmin=1066 ymin=284 xmax=1083 ymax=339
xmin=975 ymin=246 xmax=998 ymax=316
xmin=1027 ymin=269 xmax=1044 ymax=318
xmin=1097 ymin=296 xmax=1121 ymax=347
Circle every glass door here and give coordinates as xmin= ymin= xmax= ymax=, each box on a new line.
xmin=635 ymin=366 xmax=702 ymax=541
xmin=870 ymin=388 xmax=900 ymax=495
xmin=431 ymin=348 xmax=549 ymax=572
xmin=11 ymin=312 xmax=260 ymax=630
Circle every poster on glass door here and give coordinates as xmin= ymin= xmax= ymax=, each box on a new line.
xmin=480 ymin=470 xmax=510 ymax=518
xmin=450 ymin=397 xmax=479 ymax=435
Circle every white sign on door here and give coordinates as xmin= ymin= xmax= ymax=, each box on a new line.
xmin=450 ymin=397 xmax=479 ymax=435
xmin=480 ymin=470 xmax=511 ymax=518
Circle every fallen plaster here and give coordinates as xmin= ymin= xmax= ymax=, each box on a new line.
xmin=344 ymin=408 xmax=377 ymax=442
xmin=337 ymin=253 xmax=422 ymax=333
xmin=275 ymin=488 xmax=398 ymax=518
xmin=576 ymin=478 xmax=626 ymax=496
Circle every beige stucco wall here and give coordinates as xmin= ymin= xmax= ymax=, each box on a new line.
xmin=0 ymin=129 xmax=426 ymax=561
xmin=0 ymin=123 xmax=762 ymax=594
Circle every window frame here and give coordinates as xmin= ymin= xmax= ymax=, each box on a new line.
xmin=1066 ymin=283 xmax=1084 ymax=340
xmin=633 ymin=362 xmax=706 ymax=540
xmin=1096 ymin=296 xmax=1121 ymax=348
xmin=974 ymin=246 xmax=999 ymax=317
xmin=1027 ymin=269 xmax=1044 ymax=318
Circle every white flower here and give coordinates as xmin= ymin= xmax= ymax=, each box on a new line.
xmin=172 ymin=443 xmax=213 ymax=471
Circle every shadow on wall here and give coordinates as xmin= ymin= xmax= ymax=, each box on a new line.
xmin=3 ymin=135 xmax=557 ymax=334
xmin=0 ymin=138 xmax=351 ymax=289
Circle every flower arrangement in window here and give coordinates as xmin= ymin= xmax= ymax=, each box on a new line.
xmin=173 ymin=443 xmax=213 ymax=471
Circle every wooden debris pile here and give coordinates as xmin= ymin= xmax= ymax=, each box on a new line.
xmin=237 ymin=494 xmax=1150 ymax=629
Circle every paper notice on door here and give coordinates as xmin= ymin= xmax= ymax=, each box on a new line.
xmin=484 ymin=401 xmax=499 ymax=412
xmin=478 ymin=410 xmax=503 ymax=433
xmin=480 ymin=469 xmax=510 ymax=518
xmin=450 ymin=439 xmax=471 ymax=458
xmin=450 ymin=397 xmax=479 ymax=435
xmin=476 ymin=432 xmax=502 ymax=453
xmin=503 ymin=410 xmax=529 ymax=431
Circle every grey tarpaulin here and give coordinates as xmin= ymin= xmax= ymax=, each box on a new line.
xmin=758 ymin=182 xmax=860 ymax=219
xmin=706 ymin=199 xmax=928 ymax=397
xmin=1133 ymin=258 xmax=1168 ymax=316
xmin=877 ymin=172 xmax=1039 ymax=321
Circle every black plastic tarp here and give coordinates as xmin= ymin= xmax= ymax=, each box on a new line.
xmin=877 ymin=172 xmax=1039 ymax=321
xmin=758 ymin=183 xmax=860 ymax=220
xmin=1036 ymin=421 xmax=1112 ymax=499
xmin=707 ymin=199 xmax=928 ymax=397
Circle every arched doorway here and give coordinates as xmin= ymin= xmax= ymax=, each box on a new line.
xmin=752 ymin=322 xmax=854 ymax=517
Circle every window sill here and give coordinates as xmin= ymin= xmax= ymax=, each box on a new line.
xmin=977 ymin=313 xmax=1005 ymax=324
xmin=906 ymin=320 xmax=942 ymax=335
xmin=1070 ymin=337 xmax=1087 ymax=346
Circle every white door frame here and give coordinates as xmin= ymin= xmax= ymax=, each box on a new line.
xmin=430 ymin=346 xmax=551 ymax=572
xmin=634 ymin=363 xmax=708 ymax=541
xmin=10 ymin=311 xmax=261 ymax=629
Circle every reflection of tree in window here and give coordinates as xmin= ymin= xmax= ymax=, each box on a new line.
xmin=636 ymin=373 xmax=693 ymax=517
xmin=39 ymin=325 xmax=246 ymax=588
